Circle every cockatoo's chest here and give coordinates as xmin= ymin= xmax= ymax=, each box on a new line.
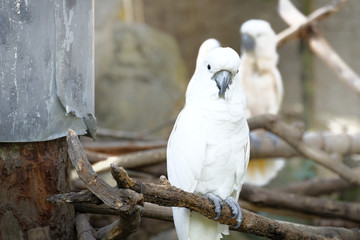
xmin=195 ymin=106 xmax=248 ymax=198
xmin=242 ymin=71 xmax=279 ymax=116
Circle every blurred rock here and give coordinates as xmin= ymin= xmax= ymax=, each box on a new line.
xmin=95 ymin=21 xmax=187 ymax=138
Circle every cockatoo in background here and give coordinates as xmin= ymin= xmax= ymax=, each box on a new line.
xmin=167 ymin=45 xmax=250 ymax=240
xmin=239 ymin=19 xmax=285 ymax=186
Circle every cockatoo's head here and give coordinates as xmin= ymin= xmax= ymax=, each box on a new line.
xmin=196 ymin=38 xmax=221 ymax=68
xmin=240 ymin=19 xmax=277 ymax=58
xmin=189 ymin=47 xmax=241 ymax=100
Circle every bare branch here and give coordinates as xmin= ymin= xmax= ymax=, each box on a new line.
xmin=67 ymin=129 xmax=144 ymax=211
xmin=276 ymin=173 xmax=358 ymax=196
xmin=248 ymin=115 xmax=360 ymax=186
xmin=277 ymin=0 xmax=360 ymax=96
xmin=277 ymin=0 xmax=347 ymax=47
xmin=82 ymin=139 xmax=166 ymax=155
xmin=52 ymin=186 xmax=359 ymax=239
xmin=250 ymin=130 xmax=360 ymax=159
xmin=240 ymin=184 xmax=360 ymax=222
xmin=62 ymin=129 xmax=360 ymax=239
xmin=75 ymin=214 xmax=96 ymax=240
xmin=91 ymin=148 xmax=166 ymax=173
xmin=309 ymin=34 xmax=360 ymax=96
xmin=96 ymin=206 xmax=142 ymax=240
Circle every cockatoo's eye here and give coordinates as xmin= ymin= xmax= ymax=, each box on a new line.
xmin=207 ymin=64 xmax=211 ymax=70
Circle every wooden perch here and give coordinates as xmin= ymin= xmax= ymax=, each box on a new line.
xmin=240 ymin=184 xmax=360 ymax=222
xmin=250 ymin=130 xmax=360 ymax=159
xmin=57 ymin=129 xmax=360 ymax=239
xmin=82 ymin=139 xmax=166 ymax=155
xmin=75 ymin=214 xmax=96 ymax=240
xmin=67 ymin=129 xmax=143 ymax=211
xmin=276 ymin=175 xmax=356 ymax=196
xmin=91 ymin=148 xmax=165 ymax=173
xmin=82 ymin=130 xmax=360 ymax=166
xmin=277 ymin=0 xmax=347 ymax=47
xmin=50 ymin=176 xmax=360 ymax=239
xmin=276 ymin=168 xmax=360 ymax=196
xmin=96 ymin=206 xmax=142 ymax=240
xmin=248 ymin=114 xmax=360 ymax=186
xmin=278 ymin=0 xmax=360 ymax=96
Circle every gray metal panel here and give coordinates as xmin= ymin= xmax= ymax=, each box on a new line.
xmin=0 ymin=0 xmax=95 ymax=142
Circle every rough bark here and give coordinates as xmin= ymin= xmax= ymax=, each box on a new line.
xmin=0 ymin=138 xmax=75 ymax=239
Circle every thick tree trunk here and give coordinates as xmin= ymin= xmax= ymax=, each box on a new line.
xmin=0 ymin=138 xmax=75 ymax=240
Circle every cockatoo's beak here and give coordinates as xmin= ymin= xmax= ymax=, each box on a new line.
xmin=212 ymin=70 xmax=232 ymax=98
xmin=241 ymin=33 xmax=255 ymax=51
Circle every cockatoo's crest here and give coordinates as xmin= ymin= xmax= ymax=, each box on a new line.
xmin=196 ymin=38 xmax=221 ymax=68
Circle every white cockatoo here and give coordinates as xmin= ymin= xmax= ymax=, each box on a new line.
xmin=239 ymin=19 xmax=285 ymax=186
xmin=167 ymin=43 xmax=250 ymax=240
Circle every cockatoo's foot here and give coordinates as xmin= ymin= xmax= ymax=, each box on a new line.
xmin=224 ymin=197 xmax=242 ymax=228
xmin=249 ymin=132 xmax=261 ymax=149
xmin=204 ymin=193 xmax=223 ymax=220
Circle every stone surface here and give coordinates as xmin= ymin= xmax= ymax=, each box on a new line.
xmin=95 ymin=21 xmax=187 ymax=137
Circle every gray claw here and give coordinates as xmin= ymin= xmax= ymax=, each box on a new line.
xmin=225 ymin=197 xmax=242 ymax=228
xmin=205 ymin=193 xmax=223 ymax=220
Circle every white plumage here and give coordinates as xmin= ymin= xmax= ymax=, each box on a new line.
xmin=167 ymin=43 xmax=250 ymax=240
xmin=239 ymin=19 xmax=285 ymax=186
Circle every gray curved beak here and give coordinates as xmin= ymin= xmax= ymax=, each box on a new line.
xmin=212 ymin=70 xmax=232 ymax=98
xmin=241 ymin=33 xmax=255 ymax=52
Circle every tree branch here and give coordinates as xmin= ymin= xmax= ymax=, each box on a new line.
xmin=67 ymin=129 xmax=143 ymax=211
xmin=277 ymin=0 xmax=360 ymax=96
xmin=75 ymin=214 xmax=96 ymax=240
xmin=277 ymin=0 xmax=347 ymax=47
xmin=240 ymin=184 xmax=360 ymax=222
xmin=51 ymin=187 xmax=360 ymax=240
xmin=276 ymin=173 xmax=358 ymax=196
xmin=248 ymin=114 xmax=360 ymax=186
xmin=59 ymin=129 xmax=360 ymax=239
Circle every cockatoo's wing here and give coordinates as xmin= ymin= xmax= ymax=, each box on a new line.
xmin=233 ymin=135 xmax=250 ymax=200
xmin=167 ymin=105 xmax=206 ymax=240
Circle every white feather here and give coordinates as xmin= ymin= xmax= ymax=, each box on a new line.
xmin=240 ymin=19 xmax=285 ymax=186
xmin=167 ymin=46 xmax=249 ymax=240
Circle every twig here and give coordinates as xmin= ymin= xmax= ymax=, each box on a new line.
xmin=248 ymin=114 xmax=360 ymax=186
xmin=278 ymin=0 xmax=360 ymax=96
xmin=250 ymin=130 xmax=360 ymax=159
xmin=96 ymin=127 xmax=145 ymax=140
xmin=90 ymin=148 xmax=166 ymax=173
xmin=309 ymin=34 xmax=360 ymax=96
xmin=276 ymin=175 xmax=356 ymax=196
xmin=75 ymin=214 xmax=96 ymax=240
xmin=84 ymin=131 xmax=360 ymax=164
xmin=97 ymin=118 xmax=175 ymax=140
xmin=84 ymin=150 xmax=110 ymax=163
xmin=82 ymin=140 xmax=166 ymax=155
xmin=96 ymin=206 xmax=142 ymax=240
xmin=277 ymin=0 xmax=347 ymax=47
xmin=67 ymin=129 xmax=143 ymax=211
xmin=240 ymin=184 xmax=360 ymax=222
